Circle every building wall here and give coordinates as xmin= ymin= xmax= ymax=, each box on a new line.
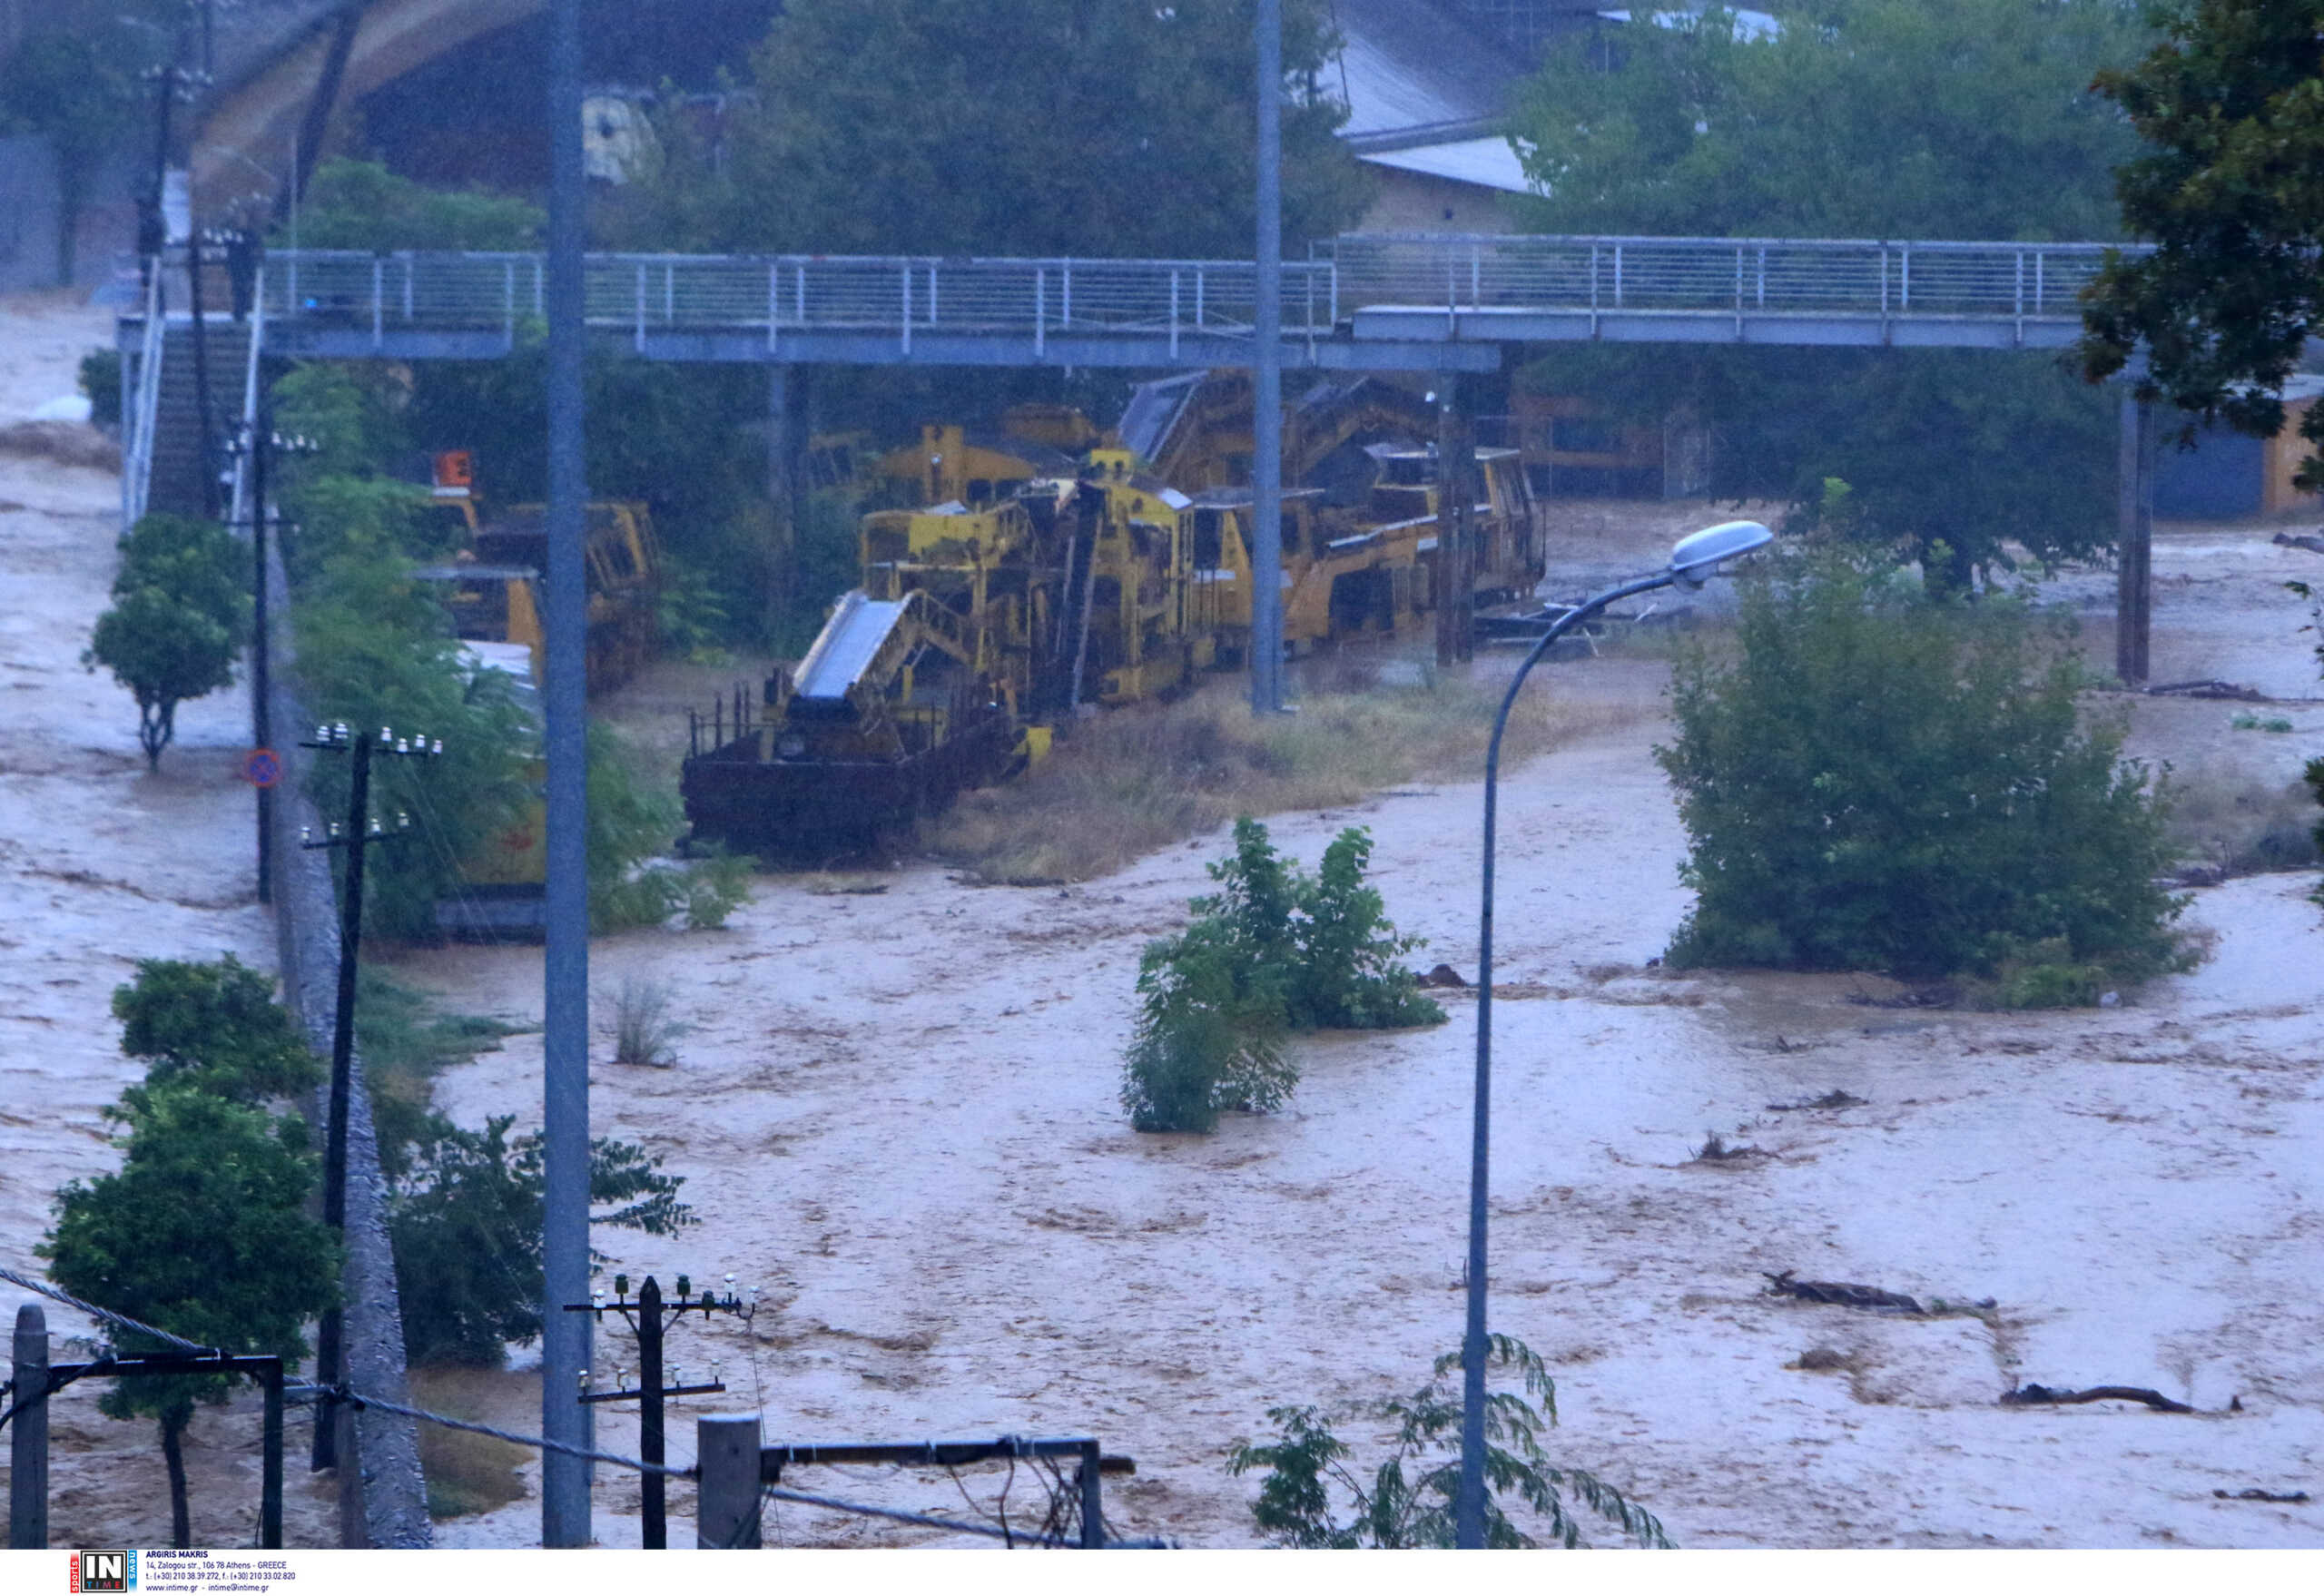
xmin=2154 ymin=396 xmax=2322 ymax=519
xmin=2263 ymin=397 xmax=2319 ymax=515
xmin=0 ymin=134 xmax=62 ymax=291
xmin=1356 ymin=168 xmax=1517 ymax=234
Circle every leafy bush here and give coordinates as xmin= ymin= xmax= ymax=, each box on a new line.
xmin=290 ymin=555 xmax=536 ymax=940
xmin=1122 ymin=819 xmax=1443 ymax=1132
xmin=354 ymin=971 xmax=524 ymax=1182
xmin=1228 ymin=1335 xmax=1669 ymax=1549
xmin=389 ymin=1114 xmax=694 ymax=1366
xmin=1659 ymin=555 xmax=2189 ymax=989
xmin=111 ymin=956 xmax=322 ymax=1106
xmin=80 ymin=350 xmax=121 ymax=430
xmin=281 ymin=159 xmax=543 ymax=252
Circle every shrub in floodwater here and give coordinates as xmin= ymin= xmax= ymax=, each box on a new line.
xmin=1659 ymin=552 xmax=2190 ymax=994
xmin=608 ymin=973 xmax=686 ymax=1068
xmin=1228 ymin=1335 xmax=1670 ymax=1549
xmin=1121 ymin=819 xmax=1443 ymax=1132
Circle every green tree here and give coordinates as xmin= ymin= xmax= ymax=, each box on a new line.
xmin=281 ymin=158 xmax=543 ymax=252
xmin=40 ymin=1087 xmax=339 ymax=1547
xmin=1658 ymin=553 xmax=2188 ymax=990
xmin=85 ymin=513 xmax=252 ymax=770
xmin=1228 ymin=1335 xmax=1669 ymax=1549
xmin=111 ymin=956 xmax=322 ymax=1106
xmin=115 ymin=514 xmax=251 ymax=635
xmin=388 ymin=1114 xmax=695 ymax=1366
xmin=600 ymin=0 xmax=1370 ymax=259
xmin=85 ymin=586 xmax=237 ymax=772
xmin=0 ymin=23 xmax=153 ymax=282
xmin=1507 ymin=0 xmax=2151 ymax=584
xmin=2079 ymin=0 xmax=2324 ymax=481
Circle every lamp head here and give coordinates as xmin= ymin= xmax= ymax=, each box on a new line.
xmin=1668 ymin=520 xmax=1772 ymax=588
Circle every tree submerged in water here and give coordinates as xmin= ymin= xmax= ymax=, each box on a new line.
xmin=1229 ymin=1335 xmax=1671 ymax=1549
xmin=1122 ymin=819 xmax=1443 ymax=1133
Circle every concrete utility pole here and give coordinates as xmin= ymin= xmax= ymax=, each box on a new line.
xmin=2117 ymin=392 xmax=2155 ymax=685
xmin=300 ymin=724 xmax=427 ymax=1471
xmin=541 ymin=0 xmax=593 ymax=1548
xmin=1249 ymin=0 xmax=1285 ymax=714
xmin=10 ymin=1303 xmax=46 ymax=1548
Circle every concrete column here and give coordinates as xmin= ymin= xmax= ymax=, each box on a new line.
xmin=10 ymin=1302 xmax=47 ymax=1549
xmin=695 ymin=1413 xmax=763 ymax=1549
xmin=768 ymin=364 xmax=798 ymax=627
xmin=2116 ymin=393 xmax=2154 ymax=685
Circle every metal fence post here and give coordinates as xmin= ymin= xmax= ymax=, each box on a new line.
xmin=696 ymin=1413 xmax=763 ymax=1549
xmin=1078 ymin=1439 xmax=1104 ymax=1549
xmin=260 ymin=1358 xmax=283 ymax=1550
xmin=9 ymin=1303 xmax=46 ymax=1549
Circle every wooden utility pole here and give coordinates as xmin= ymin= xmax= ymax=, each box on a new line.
xmin=569 ymin=1275 xmax=739 ymax=1548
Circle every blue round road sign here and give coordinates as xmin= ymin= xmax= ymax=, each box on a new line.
xmin=244 ymin=748 xmax=281 ymax=788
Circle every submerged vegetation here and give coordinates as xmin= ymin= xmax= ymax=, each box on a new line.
xmin=1230 ymin=1335 xmax=1669 ymax=1549
xmin=1123 ymin=818 xmax=1443 ymax=1133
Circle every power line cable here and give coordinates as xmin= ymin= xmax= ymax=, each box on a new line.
xmin=326 ymin=1382 xmax=693 ymax=1477
xmin=760 ymin=1484 xmax=1071 ymax=1547
xmin=0 ymin=1264 xmax=219 ymax=1357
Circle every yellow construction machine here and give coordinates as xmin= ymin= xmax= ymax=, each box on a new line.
xmin=409 ymin=450 xmax=665 ymax=696
xmin=679 ymin=374 xmax=1545 ymax=852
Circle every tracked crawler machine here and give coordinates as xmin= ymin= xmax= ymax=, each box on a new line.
xmin=681 ymin=376 xmax=1544 ymax=852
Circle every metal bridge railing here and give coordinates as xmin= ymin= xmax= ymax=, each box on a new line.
xmin=261 ymin=235 xmax=2142 ymax=350
xmin=264 ymin=250 xmax=1339 ymax=349
xmin=1322 ymin=232 xmax=2141 ymax=322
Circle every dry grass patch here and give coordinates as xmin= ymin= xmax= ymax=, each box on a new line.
xmin=927 ymin=659 xmax=1647 ymax=883
xmin=2165 ymin=773 xmax=2319 ymax=877
xmin=409 ymin=1365 xmax=533 ymax=1521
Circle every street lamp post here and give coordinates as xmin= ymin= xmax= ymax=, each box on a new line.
xmin=1453 ymin=520 xmax=1773 ymax=1549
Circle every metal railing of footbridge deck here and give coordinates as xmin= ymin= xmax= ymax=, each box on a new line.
xmin=263 ymin=250 xmax=1342 ymax=353
xmin=259 ymin=234 xmax=2146 ymax=353
xmin=1322 ymin=232 xmax=2143 ymax=328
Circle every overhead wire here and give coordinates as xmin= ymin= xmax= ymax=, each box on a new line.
xmin=761 ymin=1483 xmax=1072 ymax=1548
xmin=0 ymin=1264 xmax=219 ymax=1357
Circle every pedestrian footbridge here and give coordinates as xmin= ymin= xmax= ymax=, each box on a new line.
xmin=254 ymin=232 xmax=2132 ymax=372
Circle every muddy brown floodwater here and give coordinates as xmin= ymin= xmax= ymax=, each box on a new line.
xmin=3 ymin=283 xmax=2320 ymax=1548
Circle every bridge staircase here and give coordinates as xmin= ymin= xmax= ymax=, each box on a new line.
xmin=122 ymin=297 xmax=252 ymax=526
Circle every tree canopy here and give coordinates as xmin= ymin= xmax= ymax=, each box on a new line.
xmin=282 ymin=159 xmax=544 ymax=252
xmin=84 ymin=514 xmax=251 ymax=771
xmin=41 ymin=1085 xmax=338 ymax=1546
xmin=1505 ymin=0 xmax=2152 ymax=582
xmin=2079 ymin=0 xmax=2324 ymax=480
xmin=112 ymin=956 xmax=322 ymax=1107
xmin=1659 ymin=553 xmax=2187 ymax=993
xmin=598 ymin=0 xmax=1372 ymax=257
xmin=1513 ymin=0 xmax=2146 ymax=241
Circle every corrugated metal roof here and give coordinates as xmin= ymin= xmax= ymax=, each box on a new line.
xmin=1328 ymin=0 xmax=1520 ymax=138
xmin=1358 ymin=135 xmax=1536 ymax=195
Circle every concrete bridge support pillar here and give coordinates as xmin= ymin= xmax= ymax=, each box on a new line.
xmin=2116 ymin=392 xmax=2154 ymax=686
xmin=768 ymin=362 xmax=806 ymax=624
